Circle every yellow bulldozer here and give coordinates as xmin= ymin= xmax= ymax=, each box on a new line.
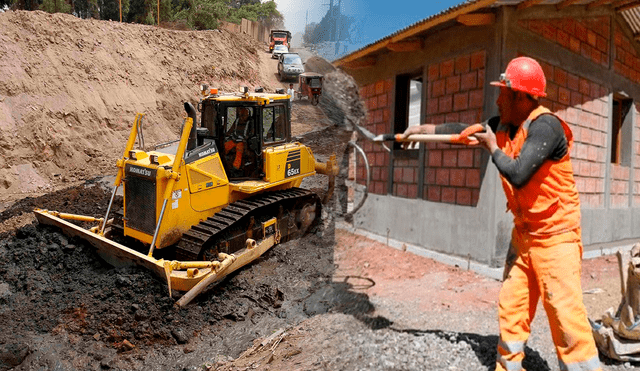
xmin=34 ymin=86 xmax=338 ymax=306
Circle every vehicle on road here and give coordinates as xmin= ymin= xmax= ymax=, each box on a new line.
xmin=272 ymin=45 xmax=288 ymax=59
xmin=277 ymin=53 xmax=304 ymax=82
xmin=269 ymin=30 xmax=291 ymax=52
xmin=297 ymin=72 xmax=323 ymax=106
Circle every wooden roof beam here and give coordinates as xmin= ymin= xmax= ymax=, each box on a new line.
xmin=456 ymin=13 xmax=496 ymax=26
xmin=587 ymin=0 xmax=615 ymax=10
xmin=341 ymin=56 xmax=377 ymax=70
xmin=386 ymin=39 xmax=424 ymax=52
xmin=517 ymin=0 xmax=544 ymax=10
xmin=616 ymin=0 xmax=640 ymax=11
xmin=556 ymin=0 xmax=581 ymax=10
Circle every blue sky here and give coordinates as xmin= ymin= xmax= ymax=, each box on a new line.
xmin=272 ymin=0 xmax=466 ymax=50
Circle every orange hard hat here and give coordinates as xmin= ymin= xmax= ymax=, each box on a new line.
xmin=490 ymin=57 xmax=547 ymax=98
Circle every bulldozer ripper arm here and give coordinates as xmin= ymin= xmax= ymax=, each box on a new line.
xmin=114 ymin=113 xmax=146 ymax=187
xmin=314 ymin=153 xmax=339 ymax=203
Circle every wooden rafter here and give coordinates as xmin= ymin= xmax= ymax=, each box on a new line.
xmin=587 ymin=0 xmax=615 ymax=10
xmin=556 ymin=0 xmax=581 ymax=10
xmin=616 ymin=0 xmax=640 ymax=11
xmin=613 ymin=0 xmax=638 ymax=8
xmin=456 ymin=13 xmax=496 ymax=26
xmin=341 ymin=57 xmax=377 ymax=70
xmin=517 ymin=0 xmax=544 ymax=10
xmin=386 ymin=39 xmax=424 ymax=52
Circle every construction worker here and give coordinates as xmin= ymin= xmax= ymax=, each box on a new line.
xmin=402 ymin=56 xmax=602 ymax=371
xmin=224 ymin=107 xmax=252 ymax=170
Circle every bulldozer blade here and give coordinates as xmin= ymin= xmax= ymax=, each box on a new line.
xmin=34 ymin=209 xmax=282 ymax=303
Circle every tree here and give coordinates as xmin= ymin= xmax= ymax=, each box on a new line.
xmin=40 ymin=0 xmax=72 ymax=13
xmin=172 ymin=0 xmax=228 ymax=30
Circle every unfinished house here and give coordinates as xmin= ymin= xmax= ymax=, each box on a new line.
xmin=334 ymin=0 xmax=640 ymax=267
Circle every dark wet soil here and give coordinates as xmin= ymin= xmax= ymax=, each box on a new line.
xmin=0 ymin=125 xmax=360 ymax=371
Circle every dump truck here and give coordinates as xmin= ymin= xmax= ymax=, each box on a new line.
xmin=269 ymin=29 xmax=291 ymax=52
xmin=34 ymin=86 xmax=338 ymax=306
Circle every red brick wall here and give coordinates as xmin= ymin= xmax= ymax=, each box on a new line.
xmin=518 ymin=17 xmax=610 ymax=68
xmin=358 ymin=79 xmax=393 ymax=195
xmin=422 ymin=50 xmax=486 ymax=206
xmin=536 ymin=60 xmax=609 ymax=208
xmin=614 ymin=26 xmax=640 ymax=84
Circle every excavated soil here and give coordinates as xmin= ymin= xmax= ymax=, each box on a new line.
xmin=0 ymin=9 xmax=634 ymax=371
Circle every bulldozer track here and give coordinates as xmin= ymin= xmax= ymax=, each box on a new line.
xmin=175 ymin=187 xmax=320 ymax=261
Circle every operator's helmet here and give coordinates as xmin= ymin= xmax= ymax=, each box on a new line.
xmin=490 ymin=57 xmax=547 ymax=98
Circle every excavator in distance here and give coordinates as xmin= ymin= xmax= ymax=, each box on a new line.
xmin=34 ymin=86 xmax=338 ymax=306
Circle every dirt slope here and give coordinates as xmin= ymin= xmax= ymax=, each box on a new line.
xmin=0 ymin=10 xmax=279 ymax=205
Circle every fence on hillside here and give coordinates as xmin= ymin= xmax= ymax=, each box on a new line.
xmin=219 ymin=19 xmax=269 ymax=44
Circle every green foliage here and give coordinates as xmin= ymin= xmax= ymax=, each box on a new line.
xmin=39 ymin=0 xmax=71 ymax=13
xmin=5 ymin=0 xmax=282 ymax=32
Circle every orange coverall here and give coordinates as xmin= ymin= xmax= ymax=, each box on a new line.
xmin=495 ymin=106 xmax=601 ymax=371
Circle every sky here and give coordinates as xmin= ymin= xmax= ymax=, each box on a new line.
xmin=271 ymin=0 xmax=466 ymax=50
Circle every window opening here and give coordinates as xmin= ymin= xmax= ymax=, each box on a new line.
xmin=394 ymin=73 xmax=423 ymax=150
xmin=611 ymin=94 xmax=633 ymax=166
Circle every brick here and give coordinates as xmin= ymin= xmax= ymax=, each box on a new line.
xmin=590 ymin=162 xmax=601 ymax=177
xmin=590 ymin=82 xmax=600 ymax=99
xmin=581 ymin=43 xmax=592 ymax=60
xmin=588 ymin=145 xmax=598 ymax=162
xmin=469 ymin=89 xmax=483 ymax=108
xmin=427 ymin=185 xmax=441 ymax=201
xmin=471 ymin=189 xmax=480 ymax=205
xmin=374 ymin=109 xmax=383 ymax=123
xmin=426 ymin=168 xmax=436 ymax=184
xmin=385 ymin=79 xmax=393 ymax=93
xmin=445 ymin=112 xmax=460 ymax=122
xmin=432 ymin=79 xmax=446 ymax=97
xmin=441 ymin=149 xmax=457 ymax=167
xmin=557 ymin=29 xmax=570 ymax=48
xmin=383 ymin=108 xmax=390 ymax=122
xmin=579 ymin=78 xmax=591 ymax=95
xmin=575 ymin=143 xmax=587 ymax=159
xmin=457 ymin=188 xmax=472 ymax=206
xmin=540 ymin=61 xmax=553 ymax=83
xmin=543 ymin=23 xmax=557 ymax=42
xmin=477 ymin=69 xmax=485 ymax=87
xmin=446 ymin=75 xmax=461 ymax=94
xmin=441 ymin=187 xmax=457 ymax=203
xmin=429 ymin=149 xmax=442 ymax=167
xmin=394 ymin=167 xmax=403 ymax=182
xmin=436 ymin=168 xmax=450 ymax=185
xmin=397 ymin=183 xmax=408 ymax=198
xmin=376 ymin=152 xmax=387 ymax=167
xmin=558 ymin=87 xmax=571 ymax=105
xmin=554 ymin=68 xmax=568 ymax=87
xmin=572 ymin=91 xmax=584 ymax=108
xmin=569 ymin=37 xmax=581 ymax=54
xmin=427 ymin=98 xmax=439 ymax=115
xmin=587 ymin=30 xmax=597 ymax=48
xmin=474 ymin=149 xmax=483 ymax=167
xmin=461 ymin=71 xmax=477 ymax=91
xmin=567 ymin=73 xmax=580 ymax=91
xmin=470 ymin=50 xmax=485 ymax=70
xmin=458 ymin=149 xmax=473 ymax=167
xmin=466 ymin=168 xmax=481 ymax=188
xmin=439 ymin=95 xmax=453 ymax=113
xmin=408 ymin=184 xmax=418 ymax=199
xmin=428 ymin=64 xmax=439 ymax=80
xmin=377 ymin=93 xmax=388 ymax=108
xmin=455 ymin=55 xmax=471 ymax=75
xmin=453 ymin=92 xmax=469 ymax=111
xmin=596 ymin=35 xmax=607 ymax=53
xmin=591 ymin=49 xmax=601 ymax=65
xmin=371 ymin=167 xmax=381 ymax=181
xmin=575 ymin=21 xmax=588 ymax=42
xmin=562 ymin=18 xmax=576 ymax=35
xmin=375 ymin=81 xmax=384 ymax=95
xmin=440 ymin=59 xmax=454 ymax=78
xmin=450 ymin=168 xmax=466 ymax=187
xmin=459 ymin=110 xmax=479 ymax=124
xmin=402 ymin=167 xmax=415 ymax=183
xmin=546 ymin=83 xmax=559 ymax=102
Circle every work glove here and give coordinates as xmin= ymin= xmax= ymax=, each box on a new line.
xmin=450 ymin=123 xmax=484 ymax=145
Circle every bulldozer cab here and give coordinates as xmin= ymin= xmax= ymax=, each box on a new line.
xmin=199 ymin=93 xmax=291 ymax=180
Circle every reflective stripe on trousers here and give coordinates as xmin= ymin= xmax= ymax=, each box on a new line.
xmin=495 ymin=241 xmax=602 ymax=371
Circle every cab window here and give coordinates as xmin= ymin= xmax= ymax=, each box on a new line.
xmin=263 ymin=105 xmax=286 ymax=143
